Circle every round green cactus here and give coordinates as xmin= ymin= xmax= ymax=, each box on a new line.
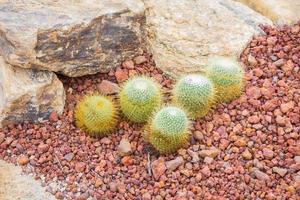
xmin=75 ymin=94 xmax=118 ymax=137
xmin=147 ymin=106 xmax=190 ymax=154
xmin=120 ymin=76 xmax=162 ymax=123
xmin=206 ymin=57 xmax=245 ymax=103
xmin=173 ymin=74 xmax=215 ymax=119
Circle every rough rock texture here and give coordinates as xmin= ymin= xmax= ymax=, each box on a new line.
xmin=144 ymin=0 xmax=273 ymax=77
xmin=0 ymin=0 xmax=146 ymax=77
xmin=0 ymin=57 xmax=65 ymax=127
xmin=237 ymin=0 xmax=300 ymax=24
xmin=0 ymin=160 xmax=55 ymax=200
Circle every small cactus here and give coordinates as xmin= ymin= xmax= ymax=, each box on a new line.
xmin=75 ymin=94 xmax=118 ymax=137
xmin=146 ymin=106 xmax=190 ymax=154
xmin=173 ymin=74 xmax=215 ymax=119
xmin=206 ymin=57 xmax=245 ymax=103
xmin=120 ymin=76 xmax=162 ymax=123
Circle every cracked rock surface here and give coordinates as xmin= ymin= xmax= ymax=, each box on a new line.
xmin=0 ymin=160 xmax=55 ymax=200
xmin=144 ymin=0 xmax=273 ymax=77
xmin=0 ymin=0 xmax=146 ymax=77
xmin=0 ymin=57 xmax=65 ymax=128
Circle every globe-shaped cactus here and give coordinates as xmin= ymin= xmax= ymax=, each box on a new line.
xmin=173 ymin=74 xmax=215 ymax=119
xmin=75 ymin=94 xmax=118 ymax=137
xmin=120 ymin=76 xmax=162 ymax=123
xmin=206 ymin=57 xmax=245 ymax=103
xmin=147 ymin=106 xmax=190 ymax=154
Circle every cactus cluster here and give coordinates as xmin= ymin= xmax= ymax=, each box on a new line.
xmin=173 ymin=74 xmax=215 ymax=119
xmin=119 ymin=77 xmax=162 ymax=123
xmin=146 ymin=106 xmax=190 ymax=154
xmin=73 ymin=56 xmax=245 ymax=154
xmin=206 ymin=57 xmax=245 ymax=103
xmin=75 ymin=95 xmax=118 ymax=138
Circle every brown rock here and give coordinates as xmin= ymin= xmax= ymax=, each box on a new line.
xmin=49 ymin=112 xmax=59 ymax=122
xmin=274 ymin=58 xmax=284 ymax=67
xmin=109 ymin=182 xmax=117 ymax=192
xmin=115 ymin=68 xmax=129 ymax=83
xmin=276 ymin=115 xmax=286 ymax=126
xmin=142 ymin=192 xmax=152 ymax=200
xmin=273 ymin=167 xmax=287 ymax=177
xmin=97 ymin=80 xmax=120 ymax=95
xmin=100 ymin=138 xmax=112 ymax=145
xmin=187 ymin=149 xmax=200 ymax=163
xmin=193 ymin=131 xmax=204 ymax=141
xmin=234 ymin=137 xmax=247 ymax=147
xmin=248 ymin=54 xmax=258 ymax=66
xmin=75 ymin=162 xmax=86 ymax=173
xmin=133 ymin=56 xmax=147 ymax=64
xmin=201 ymin=166 xmax=211 ymax=177
xmin=117 ymin=182 xmax=126 ymax=193
xmin=253 ymin=168 xmax=270 ymax=181
xmin=198 ymin=147 xmax=220 ymax=158
xmin=64 ymin=153 xmax=74 ymax=162
xmin=280 ymin=102 xmax=294 ymax=113
xmin=121 ymin=156 xmax=134 ymax=166
xmin=282 ymin=60 xmax=294 ymax=72
xmin=242 ymin=149 xmax=252 ymax=160
xmin=263 ymin=148 xmax=274 ymax=159
xmin=18 ymin=155 xmax=29 ymax=166
xmin=246 ymin=87 xmax=261 ymax=99
xmin=122 ymin=60 xmax=135 ymax=69
xmin=165 ymin=156 xmax=184 ymax=171
xmin=37 ymin=143 xmax=49 ymax=154
xmin=152 ymin=158 xmax=166 ymax=180
xmin=294 ymin=156 xmax=300 ymax=163
xmin=0 ymin=133 xmax=5 ymax=144
xmin=253 ymin=68 xmax=263 ymax=77
xmin=248 ymin=115 xmax=260 ymax=124
xmin=204 ymin=157 xmax=214 ymax=164
xmin=117 ymin=138 xmax=132 ymax=156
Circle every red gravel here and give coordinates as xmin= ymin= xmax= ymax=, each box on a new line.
xmin=1 ymin=22 xmax=300 ymax=200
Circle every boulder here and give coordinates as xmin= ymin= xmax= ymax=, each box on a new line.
xmin=0 ymin=57 xmax=65 ymax=127
xmin=0 ymin=160 xmax=55 ymax=200
xmin=0 ymin=0 xmax=146 ymax=77
xmin=144 ymin=0 xmax=273 ymax=77
xmin=237 ymin=0 xmax=300 ymax=25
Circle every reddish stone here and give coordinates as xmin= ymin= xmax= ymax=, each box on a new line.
xmin=115 ymin=68 xmax=128 ymax=83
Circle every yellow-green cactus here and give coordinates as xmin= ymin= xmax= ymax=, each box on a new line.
xmin=173 ymin=74 xmax=215 ymax=119
xmin=206 ymin=57 xmax=245 ymax=103
xmin=120 ymin=76 xmax=163 ymax=123
xmin=75 ymin=94 xmax=118 ymax=137
xmin=147 ymin=106 xmax=190 ymax=154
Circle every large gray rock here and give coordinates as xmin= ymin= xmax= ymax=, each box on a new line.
xmin=144 ymin=0 xmax=273 ymax=77
xmin=0 ymin=57 xmax=65 ymax=127
xmin=237 ymin=0 xmax=300 ymax=25
xmin=0 ymin=160 xmax=55 ymax=200
xmin=0 ymin=0 xmax=146 ymax=77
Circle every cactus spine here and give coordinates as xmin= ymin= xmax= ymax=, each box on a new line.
xmin=173 ymin=74 xmax=215 ymax=119
xmin=206 ymin=57 xmax=245 ymax=103
xmin=75 ymin=94 xmax=118 ymax=137
xmin=146 ymin=106 xmax=190 ymax=154
xmin=120 ymin=76 xmax=162 ymax=123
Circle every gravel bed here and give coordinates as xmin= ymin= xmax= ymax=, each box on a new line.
xmin=0 ymin=22 xmax=299 ymax=199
